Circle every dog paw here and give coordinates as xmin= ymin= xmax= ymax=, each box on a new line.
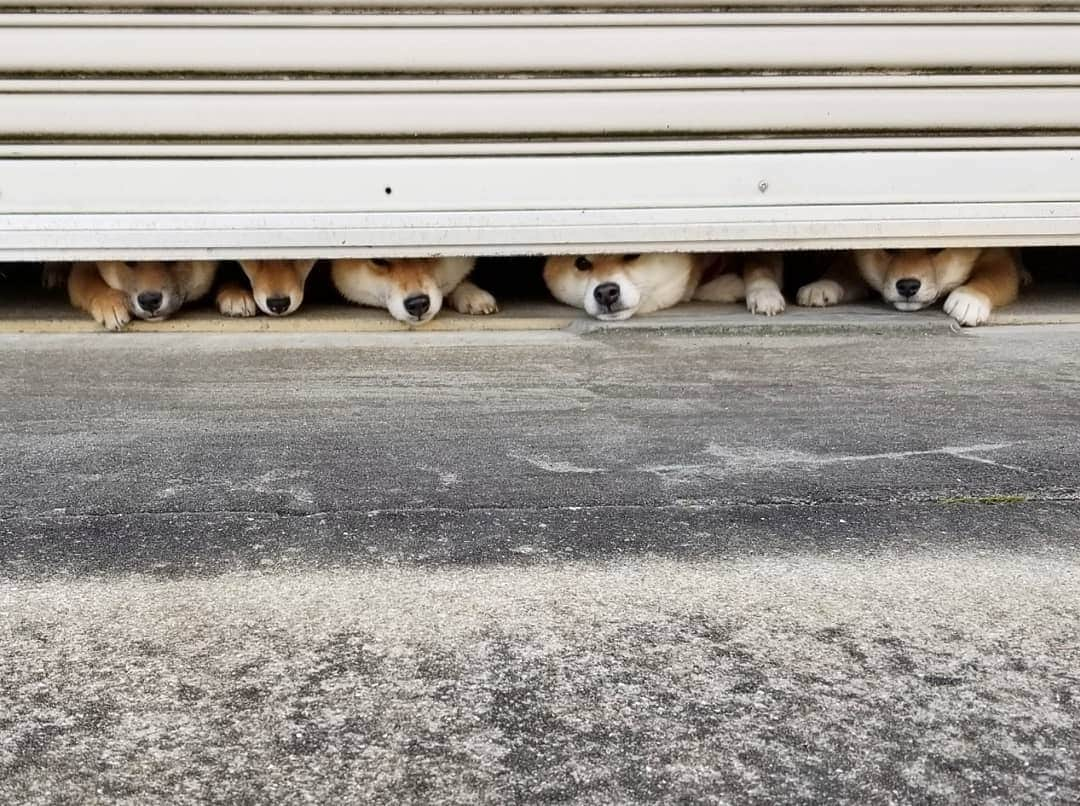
xmin=451 ymin=285 xmax=498 ymax=315
xmin=944 ymin=287 xmax=992 ymax=327
xmin=694 ymin=273 xmax=745 ymax=303
xmin=90 ymin=291 xmax=131 ymax=331
xmin=746 ymin=286 xmax=786 ymax=316
xmin=217 ymin=287 xmax=257 ymax=317
xmin=796 ymin=279 xmax=843 ymax=307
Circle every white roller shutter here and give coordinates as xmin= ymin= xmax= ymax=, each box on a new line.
xmin=1 ymin=3 xmax=1079 ymax=258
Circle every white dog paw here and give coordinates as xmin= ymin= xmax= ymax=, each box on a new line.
xmin=746 ymin=286 xmax=786 ymax=316
xmin=694 ymin=273 xmax=745 ymax=304
xmin=796 ymin=279 xmax=843 ymax=308
xmin=943 ymin=287 xmax=991 ymax=327
xmin=451 ymin=285 xmax=498 ymax=315
xmin=91 ymin=291 xmax=131 ymax=331
xmin=217 ymin=287 xmax=258 ymax=317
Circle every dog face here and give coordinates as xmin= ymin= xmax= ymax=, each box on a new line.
xmin=332 ymin=257 xmax=474 ymax=324
xmin=239 ymin=259 xmax=316 ymax=317
xmin=855 ymin=248 xmax=981 ymax=311
xmin=95 ymin=261 xmax=188 ymax=321
xmin=543 ymin=253 xmax=695 ymax=320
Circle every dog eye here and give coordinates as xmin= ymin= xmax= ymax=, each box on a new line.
xmin=124 ymin=261 xmax=138 ymax=268
xmin=574 ymin=256 xmax=592 ymax=271
xmin=623 ymin=254 xmax=641 ymax=262
xmin=372 ymin=259 xmax=391 ymax=268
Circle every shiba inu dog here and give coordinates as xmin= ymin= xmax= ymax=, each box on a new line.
xmin=796 ymin=248 xmax=1024 ymax=327
xmin=69 ymin=260 xmax=217 ymax=331
xmin=330 ymin=257 xmax=497 ymax=324
xmin=542 ymin=252 xmax=785 ymax=320
xmin=216 ymin=259 xmax=317 ymax=317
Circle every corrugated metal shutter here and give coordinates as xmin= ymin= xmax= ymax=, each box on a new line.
xmin=2 ymin=2 xmax=1080 ymax=258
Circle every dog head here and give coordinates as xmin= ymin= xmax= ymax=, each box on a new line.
xmin=855 ymin=248 xmax=982 ymax=311
xmin=543 ymin=253 xmax=695 ymax=320
xmin=95 ymin=261 xmax=192 ymax=321
xmin=332 ymin=257 xmax=474 ymax=324
xmin=238 ymin=259 xmax=316 ymax=316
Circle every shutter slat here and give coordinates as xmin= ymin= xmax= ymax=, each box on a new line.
xmin=0 ymin=5 xmax=1077 ymax=255
xmin=5 ymin=85 xmax=1080 ymax=138
xmin=1 ymin=152 xmax=1079 ymax=259
xmin=1 ymin=14 xmax=1080 ymax=74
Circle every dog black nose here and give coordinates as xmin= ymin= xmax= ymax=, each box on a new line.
xmin=137 ymin=291 xmax=163 ymax=312
xmin=403 ymin=294 xmax=431 ymax=318
xmin=593 ymin=282 xmax=621 ymax=308
xmin=895 ymin=278 xmax=921 ymax=298
xmin=266 ymin=296 xmax=291 ymax=314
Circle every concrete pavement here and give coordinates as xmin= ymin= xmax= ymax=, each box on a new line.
xmin=1 ymin=323 xmax=1079 ymax=804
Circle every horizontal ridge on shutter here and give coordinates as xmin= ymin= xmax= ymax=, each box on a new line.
xmin=1 ymin=4 xmax=1079 ymax=256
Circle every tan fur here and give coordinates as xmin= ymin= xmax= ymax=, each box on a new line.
xmin=69 ymin=260 xmax=217 ymax=331
xmin=543 ymin=252 xmax=784 ymax=320
xmin=739 ymin=252 xmax=787 ymax=316
xmin=797 ymin=247 xmax=1021 ymax=327
xmin=217 ymin=259 xmax=316 ymax=317
xmin=795 ymin=252 xmax=871 ymax=308
xmin=330 ymin=257 xmax=495 ymax=324
xmin=216 ymin=282 xmax=258 ymax=318
xmin=941 ymin=248 xmax=1023 ymax=326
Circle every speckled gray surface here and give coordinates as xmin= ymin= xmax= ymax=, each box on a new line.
xmin=1 ymin=325 xmax=1079 ymax=804
xmin=4 ymin=558 xmax=1079 ymax=805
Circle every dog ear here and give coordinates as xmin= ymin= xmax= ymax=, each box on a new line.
xmin=293 ymin=259 xmax=318 ymax=282
xmin=932 ymin=248 xmax=981 ymax=287
xmin=237 ymin=260 xmax=261 ymax=282
xmin=852 ymin=249 xmax=890 ymax=291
